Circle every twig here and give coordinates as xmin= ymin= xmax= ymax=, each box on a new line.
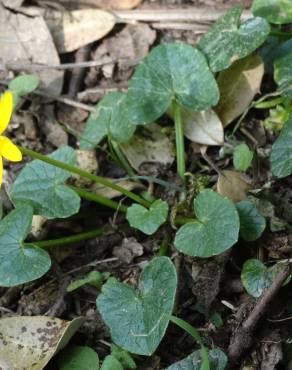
xmin=227 ymin=264 xmax=291 ymax=367
xmin=68 ymin=45 xmax=91 ymax=97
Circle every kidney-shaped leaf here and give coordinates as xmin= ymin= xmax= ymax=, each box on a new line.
xmin=236 ymin=201 xmax=266 ymax=241
xmin=0 ymin=316 xmax=83 ymax=370
xmin=174 ymin=189 xmax=240 ymax=257
xmin=80 ymin=92 xmax=136 ymax=149
xmin=166 ymin=348 xmax=227 ymax=370
xmin=271 ymin=115 xmax=292 ymax=178
xmin=96 ymin=257 xmax=177 ymax=356
xmin=126 ymin=199 xmax=169 ymax=235
xmin=252 ymin=0 xmax=292 ymax=24
xmin=241 ymin=259 xmax=286 ymax=297
xmin=0 ymin=205 xmax=51 ymax=287
xmin=198 ymin=6 xmax=270 ymax=72
xmin=11 ymin=146 xmax=80 ymax=219
xmin=126 ymin=43 xmax=219 ymax=124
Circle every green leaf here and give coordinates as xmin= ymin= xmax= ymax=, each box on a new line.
xmin=236 ymin=201 xmax=266 ymax=241
xmin=100 ymin=355 xmax=123 ymax=370
xmin=252 ymin=0 xmax=292 ymax=24
xmin=0 ymin=205 xmax=51 ymax=287
xmin=111 ymin=344 xmax=136 ymax=369
xmin=126 ymin=43 xmax=219 ymax=124
xmin=58 ymin=346 xmax=99 ymax=370
xmin=67 ymin=271 xmax=110 ymax=292
xmin=80 ymin=92 xmax=136 ymax=149
xmin=241 ymin=259 xmax=286 ymax=297
xmin=165 ymin=349 xmax=227 ymax=370
xmin=11 ymin=146 xmax=81 ymax=219
xmin=9 ymin=74 xmax=39 ymax=96
xmin=271 ymin=115 xmax=292 ymax=178
xmin=96 ymin=257 xmax=177 ymax=356
xmin=198 ymin=6 xmax=270 ymax=72
xmin=233 ymin=143 xmax=254 ymax=171
xmin=174 ymin=189 xmax=239 ymax=257
xmin=274 ymin=45 xmax=292 ymax=92
xmin=126 ymin=199 xmax=169 ymax=235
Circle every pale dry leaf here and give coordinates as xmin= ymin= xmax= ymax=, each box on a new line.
xmin=72 ymin=149 xmax=99 ymax=187
xmin=215 ymin=54 xmax=264 ymax=127
xmin=0 ymin=316 xmax=83 ymax=370
xmin=0 ymin=5 xmax=63 ymax=95
xmin=1 ymin=0 xmax=24 ymax=8
xmin=46 ymin=9 xmax=116 ymax=53
xmin=120 ymin=124 xmax=175 ymax=172
xmin=93 ymin=179 xmax=143 ymax=199
xmin=183 ymin=108 xmax=224 ymax=146
xmin=217 ymin=170 xmax=252 ymax=202
xmin=70 ymin=0 xmax=143 ymax=10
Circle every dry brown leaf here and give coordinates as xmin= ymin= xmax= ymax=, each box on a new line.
xmin=62 ymin=0 xmax=143 ymax=10
xmin=93 ymin=179 xmax=143 ymax=199
xmin=0 ymin=5 xmax=63 ymax=95
xmin=215 ymin=54 xmax=264 ymax=127
xmin=46 ymin=9 xmax=116 ymax=53
xmin=0 ymin=316 xmax=83 ymax=370
xmin=217 ymin=170 xmax=252 ymax=202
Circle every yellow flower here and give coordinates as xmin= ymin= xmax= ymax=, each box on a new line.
xmin=0 ymin=91 xmax=22 ymax=185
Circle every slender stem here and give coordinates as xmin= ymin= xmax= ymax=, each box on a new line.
xmin=111 ymin=140 xmax=136 ymax=177
xmin=70 ymin=185 xmax=128 ymax=213
xmin=19 ymin=146 xmax=150 ymax=208
xmin=25 ymin=228 xmax=103 ymax=249
xmin=173 ymin=101 xmax=186 ymax=182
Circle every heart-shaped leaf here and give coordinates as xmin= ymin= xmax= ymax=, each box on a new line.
xmin=166 ymin=348 xmax=227 ymax=370
xmin=96 ymin=256 xmax=177 ymax=355
xmin=174 ymin=189 xmax=239 ymax=257
xmin=126 ymin=43 xmax=219 ymax=124
xmin=236 ymin=201 xmax=266 ymax=241
xmin=241 ymin=259 xmax=286 ymax=297
xmin=0 ymin=205 xmax=51 ymax=287
xmin=58 ymin=346 xmax=99 ymax=370
xmin=0 ymin=316 xmax=83 ymax=370
xmin=11 ymin=146 xmax=80 ymax=219
xmin=80 ymin=92 xmax=136 ymax=150
xmin=271 ymin=115 xmax=292 ymax=178
xmin=233 ymin=143 xmax=254 ymax=172
xmin=252 ymin=0 xmax=292 ymax=24
xmin=198 ymin=6 xmax=270 ymax=72
xmin=126 ymin=199 xmax=169 ymax=235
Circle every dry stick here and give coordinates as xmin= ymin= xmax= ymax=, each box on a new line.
xmin=68 ymin=45 xmax=91 ymax=97
xmin=228 ymin=264 xmax=291 ymax=367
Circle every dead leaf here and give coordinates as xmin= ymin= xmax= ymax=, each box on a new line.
xmin=120 ymin=124 xmax=175 ymax=172
xmin=93 ymin=179 xmax=143 ymax=199
xmin=61 ymin=0 xmax=143 ymax=9
xmin=113 ymin=237 xmax=143 ymax=263
xmin=1 ymin=0 xmax=23 ymax=8
xmin=215 ymin=54 xmax=264 ymax=127
xmin=183 ymin=108 xmax=224 ymax=146
xmin=0 ymin=316 xmax=83 ymax=370
xmin=46 ymin=9 xmax=116 ymax=53
xmin=0 ymin=5 xmax=64 ymax=95
xmin=72 ymin=149 xmax=99 ymax=187
xmin=217 ymin=170 xmax=252 ymax=202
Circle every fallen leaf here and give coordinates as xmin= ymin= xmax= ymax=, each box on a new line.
xmin=58 ymin=0 xmax=142 ymax=10
xmin=120 ymin=124 xmax=175 ymax=172
xmin=217 ymin=170 xmax=252 ymax=202
xmin=0 ymin=316 xmax=83 ymax=370
xmin=93 ymin=179 xmax=143 ymax=199
xmin=183 ymin=108 xmax=224 ymax=146
xmin=215 ymin=54 xmax=264 ymax=127
xmin=46 ymin=9 xmax=116 ymax=53
xmin=72 ymin=149 xmax=99 ymax=187
xmin=1 ymin=0 xmax=24 ymax=9
xmin=0 ymin=5 xmax=63 ymax=95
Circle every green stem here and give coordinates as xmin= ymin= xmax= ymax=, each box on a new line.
xmin=70 ymin=185 xmax=128 ymax=213
xmin=25 ymin=228 xmax=103 ymax=249
xmin=111 ymin=140 xmax=136 ymax=177
xmin=19 ymin=146 xmax=150 ymax=208
xmin=173 ymin=102 xmax=186 ymax=182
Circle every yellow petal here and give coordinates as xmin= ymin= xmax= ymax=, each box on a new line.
xmin=0 ymin=156 xmax=2 ymax=186
xmin=0 ymin=91 xmax=13 ymax=135
xmin=0 ymin=136 xmax=22 ymax=162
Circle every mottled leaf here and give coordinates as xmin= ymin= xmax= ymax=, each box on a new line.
xmin=252 ymin=0 xmax=292 ymax=24
xmin=236 ymin=200 xmax=266 ymax=241
xmin=174 ymin=189 xmax=240 ymax=257
xmin=96 ymin=257 xmax=177 ymax=355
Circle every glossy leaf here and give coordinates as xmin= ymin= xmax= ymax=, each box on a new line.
xmin=96 ymin=257 xmax=177 ymax=355
xmin=174 ymin=189 xmax=240 ymax=257
xmin=126 ymin=199 xmax=169 ymax=235
xmin=198 ymin=6 xmax=270 ymax=72
xmin=58 ymin=346 xmax=99 ymax=370
xmin=11 ymin=146 xmax=81 ymax=219
xmin=271 ymin=115 xmax=292 ymax=178
xmin=0 ymin=205 xmax=51 ymax=287
xmin=252 ymin=0 xmax=292 ymax=24
xmin=233 ymin=143 xmax=253 ymax=171
xmin=236 ymin=201 xmax=266 ymax=241
xmin=126 ymin=43 xmax=219 ymax=124
xmin=80 ymin=92 xmax=136 ymax=149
